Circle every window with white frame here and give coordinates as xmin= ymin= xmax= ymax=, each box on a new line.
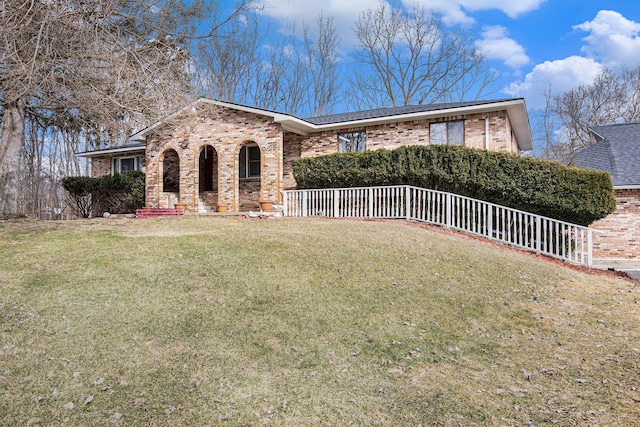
xmin=112 ymin=156 xmax=143 ymax=174
xmin=338 ymin=131 xmax=366 ymax=153
xmin=429 ymin=120 xmax=465 ymax=145
xmin=239 ymin=143 xmax=261 ymax=178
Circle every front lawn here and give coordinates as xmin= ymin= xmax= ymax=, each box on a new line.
xmin=1 ymin=217 xmax=638 ymax=426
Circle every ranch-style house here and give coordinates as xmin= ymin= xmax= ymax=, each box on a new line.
xmin=78 ymin=98 xmax=533 ymax=214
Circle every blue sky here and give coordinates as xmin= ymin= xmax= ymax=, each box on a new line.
xmin=254 ymin=0 xmax=640 ymax=112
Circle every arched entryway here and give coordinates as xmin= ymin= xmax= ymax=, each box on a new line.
xmin=162 ymin=149 xmax=180 ymax=208
xmin=238 ymin=141 xmax=261 ymax=211
xmin=198 ymin=145 xmax=219 ymax=211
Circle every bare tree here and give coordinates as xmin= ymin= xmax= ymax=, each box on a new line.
xmin=0 ymin=0 xmax=253 ymax=217
xmin=347 ymin=4 xmax=496 ymax=109
xmin=257 ymin=15 xmax=342 ymax=117
xmin=303 ymin=13 xmax=342 ymax=117
xmin=544 ymin=66 xmax=640 ymax=159
xmin=535 ymin=84 xmax=562 ymax=159
xmin=197 ymin=10 xmax=341 ymax=118
xmin=196 ymin=8 xmax=264 ymax=104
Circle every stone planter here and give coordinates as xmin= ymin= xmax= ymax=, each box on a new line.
xmin=174 ymin=203 xmax=187 ymax=213
xmin=217 ymin=205 xmax=228 ymax=213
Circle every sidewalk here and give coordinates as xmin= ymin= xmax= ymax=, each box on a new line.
xmin=592 ymin=259 xmax=640 ymax=281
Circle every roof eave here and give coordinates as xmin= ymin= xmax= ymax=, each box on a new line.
xmin=589 ymin=126 xmax=606 ymax=142
xmin=613 ymin=184 xmax=640 ymax=190
xmin=75 ymin=145 xmax=146 ymax=158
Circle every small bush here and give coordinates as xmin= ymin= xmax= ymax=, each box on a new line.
xmin=62 ymin=171 xmax=145 ymax=217
xmin=61 ymin=176 xmax=97 ymax=218
xmin=292 ymin=145 xmax=616 ymax=226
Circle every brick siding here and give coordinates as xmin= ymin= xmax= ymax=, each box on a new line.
xmin=144 ymin=104 xmax=283 ymax=213
xmin=91 ymin=157 xmax=111 ymax=177
xmin=591 ymin=188 xmax=640 ymax=260
xmin=298 ymin=110 xmax=519 ymax=157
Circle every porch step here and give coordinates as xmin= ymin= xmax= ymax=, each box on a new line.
xmin=198 ymin=196 xmax=215 ymax=213
xmin=135 ymin=208 xmax=184 ymax=218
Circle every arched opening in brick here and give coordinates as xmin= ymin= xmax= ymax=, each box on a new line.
xmin=238 ymin=141 xmax=261 ymax=211
xmin=199 ymin=145 xmax=217 ymax=192
xmin=162 ymin=148 xmax=180 ymax=192
xmin=198 ymin=145 xmax=218 ymax=211
xmin=160 ymin=148 xmax=180 ymax=208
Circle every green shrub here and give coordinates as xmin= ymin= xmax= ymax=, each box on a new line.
xmin=62 ymin=171 xmax=145 ymax=217
xmin=292 ymin=145 xmax=616 ymax=226
xmin=61 ymin=176 xmax=97 ymax=218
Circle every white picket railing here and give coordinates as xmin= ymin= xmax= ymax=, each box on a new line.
xmin=282 ymin=185 xmax=594 ymax=267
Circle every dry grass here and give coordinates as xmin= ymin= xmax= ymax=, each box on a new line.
xmin=0 ymin=216 xmax=638 ymax=426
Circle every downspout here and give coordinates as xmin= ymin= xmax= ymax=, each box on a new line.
xmin=484 ymin=116 xmax=489 ymax=150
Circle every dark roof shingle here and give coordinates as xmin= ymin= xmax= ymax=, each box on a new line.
xmin=302 ymin=99 xmax=516 ymax=125
xmin=571 ymin=122 xmax=640 ymax=187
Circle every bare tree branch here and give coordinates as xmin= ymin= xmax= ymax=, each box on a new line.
xmin=346 ymin=4 xmax=496 ymax=109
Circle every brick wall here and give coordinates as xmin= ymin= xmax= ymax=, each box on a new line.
xmin=283 ymin=133 xmax=303 ymax=189
xmin=91 ymin=157 xmax=111 ymax=177
xmin=591 ymin=188 xmax=640 ymax=260
xmin=239 ymin=178 xmax=261 ymax=211
xmin=298 ymin=110 xmax=519 ymax=157
xmin=144 ymin=104 xmax=283 ymax=213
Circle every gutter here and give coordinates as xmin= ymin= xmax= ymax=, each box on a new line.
xmin=75 ymin=145 xmax=146 ymax=158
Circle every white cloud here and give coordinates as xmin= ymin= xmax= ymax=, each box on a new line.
xmin=573 ymin=10 xmax=640 ymax=66
xmin=475 ymin=25 xmax=529 ymax=68
xmin=408 ymin=0 xmax=546 ymax=24
xmin=256 ymin=0 xmax=390 ymax=47
xmin=504 ymin=56 xmax=602 ymax=109
xmin=256 ymin=0 xmax=546 ymax=46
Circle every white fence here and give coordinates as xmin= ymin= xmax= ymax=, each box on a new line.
xmin=282 ymin=185 xmax=594 ymax=267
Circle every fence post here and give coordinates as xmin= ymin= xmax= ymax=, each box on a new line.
xmin=368 ymin=187 xmax=373 ymax=218
xmin=282 ymin=191 xmax=288 ymax=216
xmin=487 ymin=204 xmax=494 ymax=240
xmin=446 ymin=193 xmax=452 ymax=228
xmin=535 ymin=216 xmax=541 ymax=253
xmin=587 ymin=228 xmax=593 ymax=267
xmin=333 ymin=189 xmax=339 ymax=217
xmin=405 ymin=186 xmax=411 ymax=220
xmin=302 ymin=191 xmax=308 ymax=217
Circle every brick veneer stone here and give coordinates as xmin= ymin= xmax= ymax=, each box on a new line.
xmin=298 ymin=110 xmax=519 ymax=157
xmin=591 ymin=188 xmax=640 ymax=260
xmin=144 ymin=104 xmax=283 ymax=213
xmin=91 ymin=157 xmax=112 ymax=177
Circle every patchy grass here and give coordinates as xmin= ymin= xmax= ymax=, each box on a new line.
xmin=0 ymin=216 xmax=638 ymax=426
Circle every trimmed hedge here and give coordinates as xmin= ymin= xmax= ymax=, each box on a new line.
xmin=292 ymin=145 xmax=616 ymax=226
xmin=62 ymin=171 xmax=145 ymax=217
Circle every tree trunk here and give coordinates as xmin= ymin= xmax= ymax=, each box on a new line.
xmin=0 ymin=99 xmax=26 ymax=218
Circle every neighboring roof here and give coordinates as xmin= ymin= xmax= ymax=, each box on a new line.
xmin=571 ymin=122 xmax=640 ymax=188
xmin=81 ymin=97 xmax=533 ymax=156
xmin=75 ymin=142 xmax=146 ymax=158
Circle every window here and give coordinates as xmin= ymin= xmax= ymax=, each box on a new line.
xmin=430 ymin=120 xmax=464 ymax=145
xmin=338 ymin=131 xmax=366 ymax=153
xmin=112 ymin=156 xmax=143 ymax=174
xmin=239 ymin=143 xmax=261 ymax=178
